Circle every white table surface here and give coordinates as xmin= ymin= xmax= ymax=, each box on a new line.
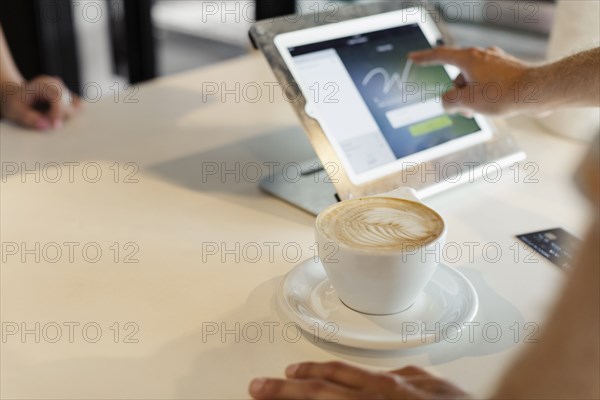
xmin=0 ymin=52 xmax=591 ymax=399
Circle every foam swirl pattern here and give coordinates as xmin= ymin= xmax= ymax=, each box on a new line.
xmin=318 ymin=197 xmax=444 ymax=252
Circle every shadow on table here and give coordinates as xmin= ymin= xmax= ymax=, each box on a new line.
xmin=146 ymin=125 xmax=316 ymax=225
xmin=174 ymin=266 xmax=528 ymax=395
xmin=274 ymin=265 xmax=528 ymax=367
xmin=2 ymin=268 xmax=527 ymax=398
xmin=0 ymin=85 xmax=217 ymax=162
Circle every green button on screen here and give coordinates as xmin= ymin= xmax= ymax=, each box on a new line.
xmin=409 ymin=115 xmax=453 ymax=137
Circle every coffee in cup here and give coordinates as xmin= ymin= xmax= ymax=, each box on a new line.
xmin=315 ymin=190 xmax=446 ymax=315
xmin=317 ymin=196 xmax=444 ymax=252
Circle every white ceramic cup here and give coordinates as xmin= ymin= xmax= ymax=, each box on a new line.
xmin=315 ymin=188 xmax=447 ymax=315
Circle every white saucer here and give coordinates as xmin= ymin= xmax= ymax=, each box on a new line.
xmin=277 ymin=258 xmax=479 ymax=350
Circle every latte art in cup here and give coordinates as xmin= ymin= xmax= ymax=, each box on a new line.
xmin=317 ymin=197 xmax=444 ymax=252
xmin=315 ymin=190 xmax=447 ymax=314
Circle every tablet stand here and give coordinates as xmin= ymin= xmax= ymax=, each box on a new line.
xmin=251 ymin=2 xmax=525 ymax=206
xmin=259 ymin=158 xmax=339 ymax=215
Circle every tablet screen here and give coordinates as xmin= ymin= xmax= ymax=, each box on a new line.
xmin=284 ymin=23 xmax=486 ymax=184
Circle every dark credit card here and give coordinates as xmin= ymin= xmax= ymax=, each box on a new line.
xmin=517 ymin=228 xmax=581 ymax=271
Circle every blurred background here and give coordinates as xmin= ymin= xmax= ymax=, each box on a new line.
xmin=0 ymin=0 xmax=583 ymax=98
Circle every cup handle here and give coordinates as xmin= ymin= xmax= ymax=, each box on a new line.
xmin=375 ymin=187 xmax=421 ymax=203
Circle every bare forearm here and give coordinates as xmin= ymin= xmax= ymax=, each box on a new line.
xmin=0 ymin=25 xmax=24 ymax=87
xmin=493 ymin=218 xmax=600 ymax=399
xmin=410 ymin=46 xmax=600 ymax=116
xmin=1 ymin=24 xmax=81 ymax=129
xmin=494 ymin=140 xmax=600 ymax=399
xmin=529 ymin=47 xmax=600 ymax=110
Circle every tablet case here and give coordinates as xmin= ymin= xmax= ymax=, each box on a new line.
xmin=250 ymin=0 xmax=525 ymax=200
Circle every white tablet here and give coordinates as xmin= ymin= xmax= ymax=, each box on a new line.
xmin=274 ymin=7 xmax=493 ymax=185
